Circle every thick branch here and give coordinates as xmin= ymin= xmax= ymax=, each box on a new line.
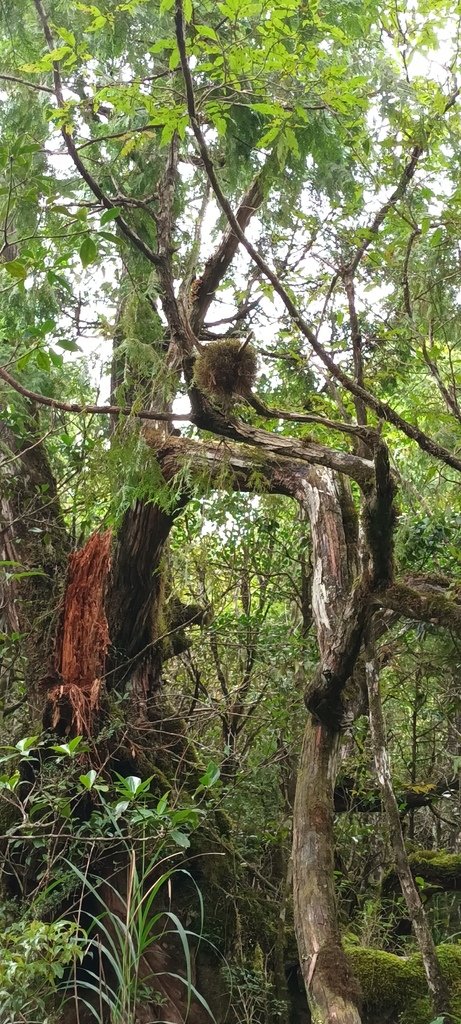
xmin=375 ymin=581 xmax=461 ymax=631
xmin=333 ymin=775 xmax=459 ymax=814
xmin=384 ymin=850 xmax=461 ymax=893
xmin=190 ymin=163 xmax=272 ymax=331
xmin=175 ymin=0 xmax=461 ymax=475
xmin=1 ymin=362 xmax=375 ymax=485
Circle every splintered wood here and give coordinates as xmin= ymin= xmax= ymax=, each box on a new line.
xmin=45 ymin=530 xmax=112 ymax=737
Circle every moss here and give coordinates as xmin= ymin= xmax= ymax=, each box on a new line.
xmin=347 ymin=943 xmax=461 ymax=1023
xmin=385 ymin=849 xmax=461 ymax=894
xmin=213 ymin=807 xmax=233 ymax=837
xmin=318 ymin=943 xmax=362 ymax=1007
xmin=399 ymin=996 xmax=433 ymax=1024
xmin=409 ymin=850 xmax=461 ymax=871
xmin=194 ymin=339 xmax=258 ymax=406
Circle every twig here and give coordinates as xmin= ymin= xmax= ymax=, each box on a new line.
xmin=0 ymin=72 xmax=54 ymax=94
xmin=33 ymin=0 xmax=163 ymax=269
xmin=175 ymin=0 xmax=461 ymax=474
xmin=0 ymin=363 xmax=189 ymax=421
xmin=402 ymin=226 xmax=421 ymax=318
xmin=0 ymin=157 xmax=14 ymax=256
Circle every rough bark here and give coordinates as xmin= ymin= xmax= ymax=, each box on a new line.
xmin=292 ymin=467 xmax=364 ymax=1023
xmin=42 ymin=531 xmax=112 ymax=736
xmin=107 ymin=500 xmax=175 ymax=696
xmin=0 ymin=419 xmax=70 ymax=711
xmin=293 ymin=719 xmax=362 ymax=1024
xmin=365 ymin=644 xmax=450 ymax=1021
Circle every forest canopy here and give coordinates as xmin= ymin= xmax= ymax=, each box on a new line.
xmin=2 ymin=1 xmax=461 ymax=1023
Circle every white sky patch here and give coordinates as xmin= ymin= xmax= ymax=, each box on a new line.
xmin=19 ymin=6 xmax=459 ymax=417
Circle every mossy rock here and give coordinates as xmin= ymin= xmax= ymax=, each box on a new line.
xmin=348 ymin=943 xmax=461 ymax=1023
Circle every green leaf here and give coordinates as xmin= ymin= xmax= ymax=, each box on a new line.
xmin=195 ymin=24 xmax=219 ymax=41
xmin=170 ymin=829 xmax=191 ymax=848
xmin=16 ymin=736 xmax=39 ymax=754
xmin=35 ymin=349 xmax=51 ymax=372
xmin=149 ymin=37 xmax=176 ymax=53
xmin=114 ymin=800 xmax=130 ymax=818
xmin=430 ymin=227 xmax=443 ymax=248
xmin=160 ymin=121 xmax=176 ymax=146
xmin=79 ymin=769 xmax=98 ymax=789
xmin=54 ymin=25 xmax=76 ymax=46
xmin=49 ymin=348 xmax=64 ymax=367
xmin=156 ymin=792 xmax=169 ymax=815
xmin=38 ymin=318 xmax=56 ymax=335
xmin=198 ymin=760 xmax=220 ymax=788
xmin=79 ymin=235 xmax=98 ymax=267
xmin=3 ymin=260 xmax=27 ymax=280
xmin=100 ymin=206 xmax=123 ymax=225
xmin=57 ymin=338 xmax=80 ymax=351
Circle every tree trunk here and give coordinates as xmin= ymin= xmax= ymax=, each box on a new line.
xmin=293 ymin=717 xmax=362 ymax=1024
xmin=292 ymin=467 xmax=364 ymax=1023
xmin=365 ymin=642 xmax=450 ymax=1021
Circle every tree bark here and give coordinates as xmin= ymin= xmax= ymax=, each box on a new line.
xmin=292 ymin=467 xmax=364 ymax=1023
xmin=365 ymin=642 xmax=450 ymax=1021
xmin=293 ymin=718 xmax=362 ymax=1024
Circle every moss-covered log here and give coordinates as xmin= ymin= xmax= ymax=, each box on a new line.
xmin=348 ymin=943 xmax=461 ymax=1024
xmin=383 ymin=850 xmax=461 ymax=894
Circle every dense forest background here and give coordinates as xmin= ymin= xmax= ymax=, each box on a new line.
xmin=2 ymin=1 xmax=461 ymax=1023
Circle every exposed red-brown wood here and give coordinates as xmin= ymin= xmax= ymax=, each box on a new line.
xmin=44 ymin=530 xmax=112 ymax=737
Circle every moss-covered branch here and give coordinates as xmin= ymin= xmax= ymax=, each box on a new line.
xmin=383 ymin=850 xmax=461 ymax=894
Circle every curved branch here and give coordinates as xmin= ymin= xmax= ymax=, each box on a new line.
xmin=190 ymin=160 xmax=274 ymax=331
xmin=175 ymin=0 xmax=461 ymax=475
xmin=0 ymin=364 xmax=375 ymax=485
xmin=0 ymin=72 xmax=54 ymax=94
xmin=34 ymin=0 xmax=163 ymax=270
xmin=246 ymin=391 xmax=378 ymax=442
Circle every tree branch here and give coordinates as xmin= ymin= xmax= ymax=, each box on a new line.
xmin=375 ymin=580 xmax=461 ymax=631
xmin=0 ymin=72 xmax=54 ymax=94
xmin=175 ymin=0 xmax=461 ymax=474
xmin=334 ymin=776 xmax=460 ymax=815
xmin=0 ymin=363 xmax=190 ymax=422
xmin=190 ymin=160 xmax=274 ymax=331
xmin=33 ymin=0 xmax=164 ymax=270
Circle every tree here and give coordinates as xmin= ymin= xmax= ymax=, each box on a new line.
xmin=2 ymin=0 xmax=461 ymax=1022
